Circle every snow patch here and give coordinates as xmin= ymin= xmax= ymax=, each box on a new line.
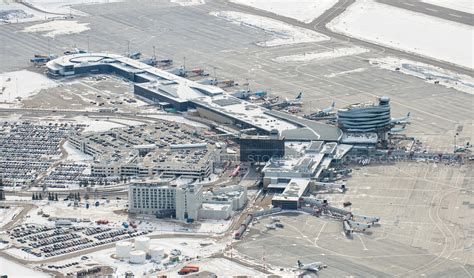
xmin=421 ymin=0 xmax=474 ymax=14
xmin=273 ymin=46 xmax=368 ymax=63
xmin=211 ymin=11 xmax=329 ymax=47
xmin=0 ymin=70 xmax=58 ymax=104
xmin=230 ymin=0 xmax=339 ymax=23
xmin=327 ymin=0 xmax=474 ymax=69
xmin=21 ymin=20 xmax=90 ymax=37
xmin=63 ymin=141 xmax=93 ymax=162
xmin=170 ymin=0 xmax=205 ymax=6
xmin=370 ymin=57 xmax=474 ymax=95
xmin=25 ymin=0 xmax=122 ymax=15
xmin=0 ymin=257 xmax=50 ymax=277
xmin=325 ymin=67 xmax=367 ymax=78
xmin=0 ymin=207 xmax=22 ymax=228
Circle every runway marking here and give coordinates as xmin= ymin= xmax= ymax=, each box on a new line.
xmin=357 ymin=234 xmax=369 ymax=251
xmin=403 ymin=2 xmax=415 ymax=6
xmin=425 ymin=7 xmax=438 ymax=12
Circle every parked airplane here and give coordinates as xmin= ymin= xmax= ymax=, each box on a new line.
xmin=296 ymin=260 xmax=327 ymax=274
xmin=389 ymin=126 xmax=406 ymax=133
xmin=285 ymin=92 xmax=303 ymax=106
xmin=263 ymin=92 xmax=302 ymax=109
xmin=304 ymin=101 xmax=336 ymax=120
xmin=391 ymin=112 xmax=410 ymax=124
xmin=64 ymin=48 xmax=87 ymax=55
xmin=266 ymin=223 xmax=276 ymax=229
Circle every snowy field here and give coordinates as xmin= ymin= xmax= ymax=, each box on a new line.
xmin=0 ymin=257 xmax=51 ymax=278
xmin=325 ymin=67 xmax=366 ymax=78
xmin=421 ymin=0 xmax=474 ymax=14
xmin=211 ymin=11 xmax=329 ymax=47
xmin=230 ymin=0 xmax=338 ymax=23
xmin=327 ymin=0 xmax=474 ymax=69
xmin=25 ymin=0 xmax=122 ymax=15
xmin=0 ymin=70 xmax=57 ymax=105
xmin=0 ymin=206 xmax=22 ymax=228
xmin=170 ymin=0 xmax=205 ymax=6
xmin=21 ymin=20 xmax=90 ymax=37
xmin=0 ymin=2 xmax=59 ymax=24
xmin=273 ymin=46 xmax=368 ymax=63
xmin=72 ymin=116 xmax=126 ymax=132
xmin=370 ymin=57 xmax=474 ymax=95
xmin=63 ymin=141 xmax=93 ymax=162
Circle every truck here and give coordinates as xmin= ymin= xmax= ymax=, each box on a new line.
xmin=178 ymin=265 xmax=199 ymax=275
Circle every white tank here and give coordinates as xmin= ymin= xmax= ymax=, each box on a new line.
xmin=134 ymin=236 xmax=150 ymax=252
xmin=149 ymin=247 xmax=164 ymax=260
xmin=115 ymin=241 xmax=132 ymax=258
xmin=129 ymin=250 xmax=146 ymax=264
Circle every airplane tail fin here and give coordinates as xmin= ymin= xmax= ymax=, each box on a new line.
xmin=331 ymin=101 xmax=335 ymax=108
xmin=407 ymin=112 xmax=410 ymax=118
xmin=295 ymin=92 xmax=302 ymax=101
xmin=297 ymin=260 xmax=303 ymax=267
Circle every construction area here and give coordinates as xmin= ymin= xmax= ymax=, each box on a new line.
xmin=0 ymin=0 xmax=473 ymax=277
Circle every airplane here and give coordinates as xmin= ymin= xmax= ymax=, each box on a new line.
xmin=266 ymin=223 xmax=276 ymax=229
xmin=389 ymin=126 xmax=406 ymax=133
xmin=347 ymin=220 xmax=371 ymax=231
xmin=391 ymin=112 xmax=411 ymax=125
xmin=263 ymin=92 xmax=302 ymax=109
xmin=304 ymin=101 xmax=336 ymax=120
xmin=352 ymin=214 xmax=380 ymax=225
xmin=64 ymin=48 xmax=87 ymax=55
xmin=296 ymin=260 xmax=327 ymax=274
xmin=197 ymin=77 xmax=218 ymax=86
xmin=231 ymin=89 xmax=252 ymax=99
xmin=285 ymin=92 xmax=303 ymax=106
xmin=128 ymin=52 xmax=142 ymax=60
xmin=271 ymin=216 xmax=280 ymax=222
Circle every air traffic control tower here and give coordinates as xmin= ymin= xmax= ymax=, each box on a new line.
xmin=337 ymin=96 xmax=391 ymax=133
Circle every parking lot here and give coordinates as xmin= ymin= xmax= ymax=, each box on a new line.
xmin=5 ymin=223 xmax=148 ymax=259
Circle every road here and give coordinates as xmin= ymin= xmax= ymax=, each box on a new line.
xmin=378 ymin=0 xmax=473 ymax=26
xmin=219 ymin=0 xmax=473 ymax=76
xmin=0 ymin=202 xmax=37 ymax=231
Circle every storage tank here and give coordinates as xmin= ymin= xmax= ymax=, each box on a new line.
xmin=116 ymin=241 xmax=132 ymax=258
xmin=134 ymin=236 xmax=150 ymax=252
xmin=149 ymin=247 xmax=164 ymax=260
xmin=129 ymin=250 xmax=146 ymax=264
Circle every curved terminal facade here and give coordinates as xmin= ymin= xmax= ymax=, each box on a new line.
xmin=46 ymin=53 xmax=342 ymax=141
xmin=337 ymin=97 xmax=391 ymax=133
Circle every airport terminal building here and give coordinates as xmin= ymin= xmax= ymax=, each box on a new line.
xmin=46 ymin=53 xmax=343 ymax=141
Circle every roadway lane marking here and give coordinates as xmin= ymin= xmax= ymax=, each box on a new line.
xmin=449 ymin=13 xmax=463 ymax=18
xmin=403 ymin=2 xmax=415 ymax=7
xmin=425 ymin=7 xmax=439 ymax=12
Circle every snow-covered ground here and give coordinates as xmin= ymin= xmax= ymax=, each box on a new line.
xmin=25 ymin=0 xmax=122 ymax=15
xmin=0 ymin=207 xmax=22 ymax=228
xmin=21 ymin=20 xmax=90 ymax=37
xmin=421 ymin=0 xmax=474 ymax=14
xmin=0 ymin=2 xmax=59 ymax=24
xmin=0 ymin=257 xmax=51 ymax=277
xmin=72 ymin=116 xmax=125 ymax=132
xmin=89 ymin=238 xmax=225 ymax=277
xmin=230 ymin=0 xmax=338 ymax=23
xmin=370 ymin=57 xmax=474 ymax=95
xmin=211 ymin=11 xmax=329 ymax=47
xmin=0 ymin=70 xmax=58 ymax=104
xmin=325 ymin=67 xmax=366 ymax=78
xmin=273 ymin=46 xmax=368 ymax=63
xmin=327 ymin=0 xmax=474 ymax=69
xmin=170 ymin=0 xmax=205 ymax=6
xmin=63 ymin=141 xmax=93 ymax=162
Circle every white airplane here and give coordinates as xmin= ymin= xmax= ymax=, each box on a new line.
xmin=296 ymin=260 xmax=327 ymax=273
xmin=389 ymin=125 xmax=406 ymax=133
xmin=284 ymin=92 xmax=303 ymax=106
xmin=321 ymin=101 xmax=335 ymax=114
xmin=271 ymin=216 xmax=280 ymax=222
xmin=266 ymin=223 xmax=276 ymax=229
xmin=391 ymin=112 xmax=411 ymax=124
xmin=352 ymin=214 xmax=380 ymax=225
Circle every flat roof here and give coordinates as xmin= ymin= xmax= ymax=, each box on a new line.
xmin=273 ymin=178 xmax=310 ymax=201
